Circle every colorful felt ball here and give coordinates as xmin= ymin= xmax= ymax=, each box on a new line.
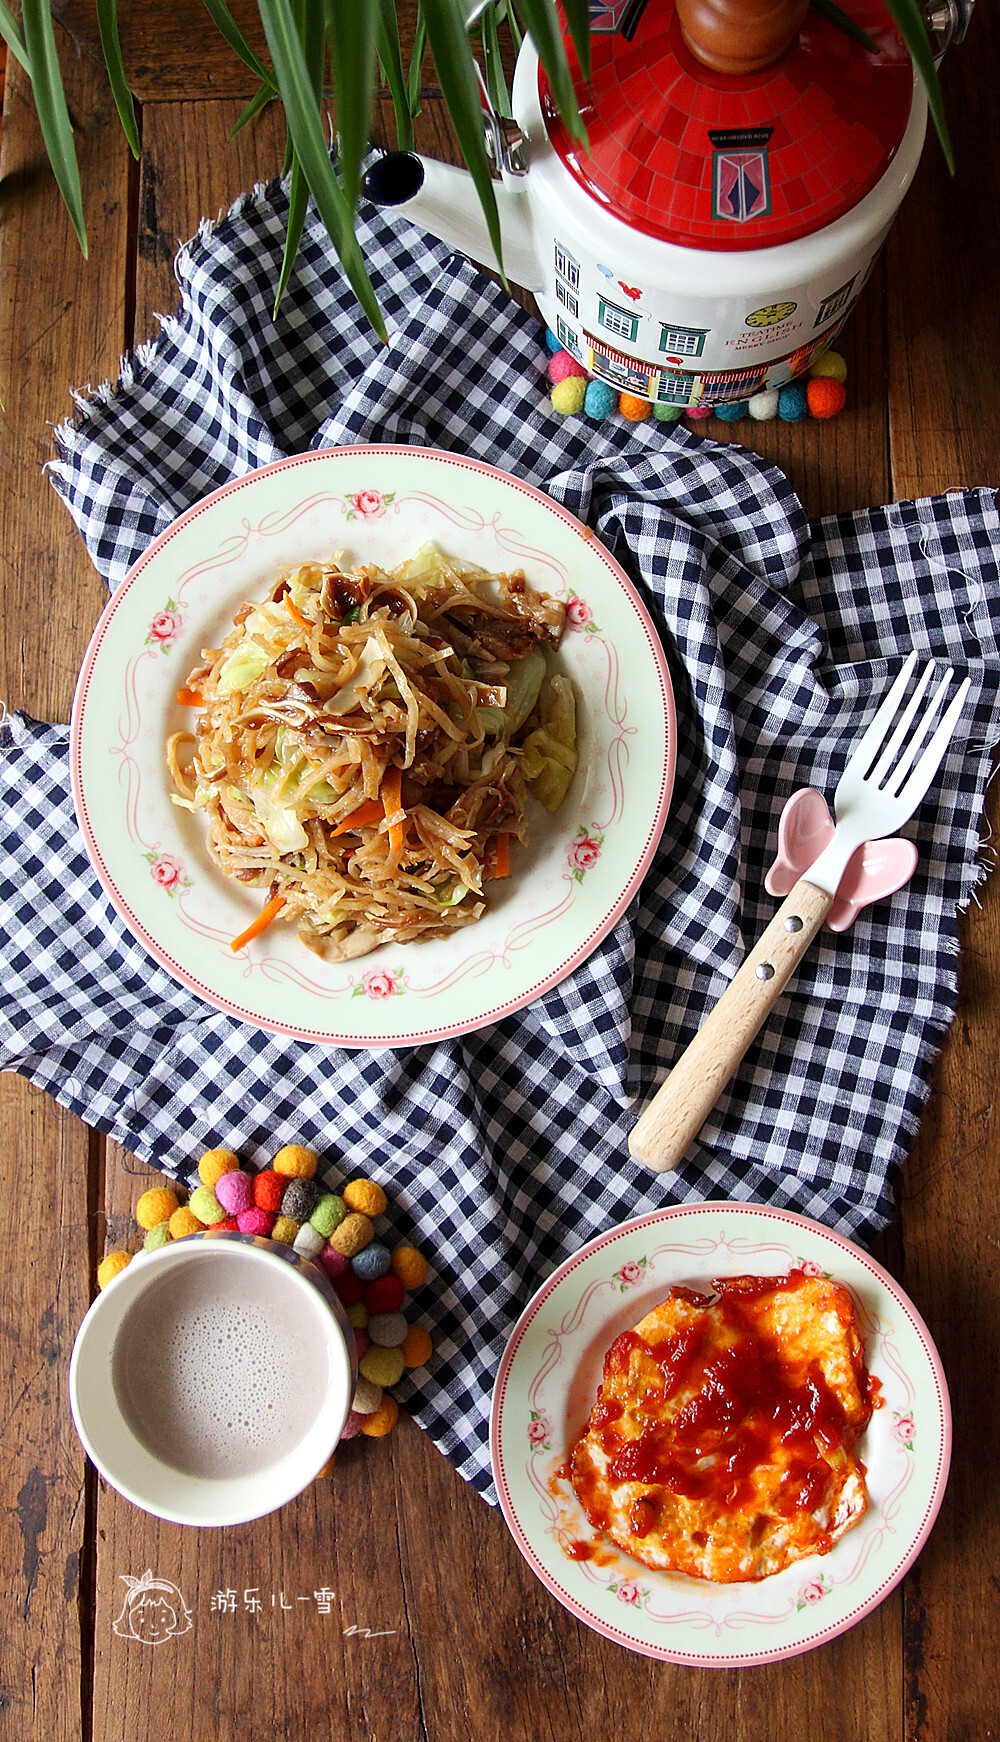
xmin=777 ymin=381 xmax=809 ymax=422
xmin=333 ymin=1270 xmax=364 ymax=1306
xmin=653 ymin=402 xmax=683 ymax=422
xmin=544 ymin=327 xmax=561 ymax=353
xmin=351 ymin=1241 xmax=392 ymax=1283
xmin=390 ymin=1245 xmax=427 ymax=1290
xmin=748 ymin=389 xmax=779 ymax=422
xmin=339 ymin=1408 xmax=364 ymax=1441
xmin=293 ymin=1223 xmax=325 ymax=1259
xmin=328 ymin=1211 xmax=374 ymax=1257
xmin=352 ymin=1376 xmax=382 ymax=1415
xmin=216 ymin=1216 xmax=241 ymax=1232
xmin=806 ymin=376 xmax=846 ymax=419
xmin=368 ymin=1311 xmax=407 ymax=1349
xmin=346 ymin=1300 xmax=369 ymax=1330
xmin=686 ymin=405 xmax=713 ymax=419
xmin=271 ymin=1215 xmax=299 ymax=1245
xmin=715 ymin=399 xmax=749 ymax=422
xmin=309 ymin=1193 xmax=345 ymax=1238
xmin=547 ymin=349 xmax=586 ymax=383
xmin=353 ymin=1329 xmax=371 ymax=1360
xmin=135 ymin=1186 xmax=179 ymax=1230
xmin=318 ymin=1245 xmax=351 ymax=1279
xmin=214 ymin=1170 xmax=253 ymax=1216
xmin=619 ymin=392 xmax=651 ymax=422
xmin=550 ymin=375 xmax=587 ymax=416
xmin=360 ymin=1394 xmax=399 ymax=1437
xmin=143 ymin=1220 xmax=172 ymax=1252
xmin=401 ymin=1324 xmax=433 ymax=1369
xmin=281 ymin=1178 xmax=320 ymax=1223
xmin=168 ymin=1206 xmax=202 ymax=1240
xmin=809 ymin=348 xmax=847 ymax=383
xmin=364 ymin=1273 xmax=404 ymax=1314
xmin=188 ymin=1185 xmax=226 ymax=1226
xmin=198 ymin=1148 xmax=239 ymax=1188
xmin=272 ymin=1144 xmax=317 ymax=1179
xmin=584 ymin=378 xmax=616 ymax=420
xmin=97 ymin=1251 xmax=131 ymax=1289
xmin=253 ymin=1169 xmax=286 ymax=1212
xmin=343 ymin=1178 xmax=387 ymax=1219
xmin=359 ymin=1345 xmax=405 ymax=1389
xmin=236 ymin=1206 xmax=274 ymax=1237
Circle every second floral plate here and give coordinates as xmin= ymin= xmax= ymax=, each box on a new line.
xmin=71 ymin=446 xmax=675 ymax=1046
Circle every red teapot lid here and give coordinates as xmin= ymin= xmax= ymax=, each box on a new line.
xmin=540 ymin=0 xmax=914 ymax=251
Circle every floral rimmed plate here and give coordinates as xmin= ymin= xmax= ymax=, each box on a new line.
xmin=490 ymin=1202 xmax=950 ymax=1666
xmin=70 ymin=447 xmax=675 ymax=1047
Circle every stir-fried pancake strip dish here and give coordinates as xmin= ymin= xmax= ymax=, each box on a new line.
xmin=167 ymin=546 xmax=577 ymax=962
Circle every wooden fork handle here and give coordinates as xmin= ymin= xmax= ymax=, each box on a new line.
xmin=628 ymin=879 xmax=834 ymax=1173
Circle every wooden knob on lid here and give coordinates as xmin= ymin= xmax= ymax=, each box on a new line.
xmin=674 ymin=0 xmax=811 ymax=73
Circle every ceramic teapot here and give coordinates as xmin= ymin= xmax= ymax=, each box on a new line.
xmin=365 ymin=0 xmax=968 ymax=406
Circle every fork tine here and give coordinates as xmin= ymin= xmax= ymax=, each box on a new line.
xmin=845 ymin=651 xmax=918 ymax=780
xmin=894 ymin=675 xmax=972 ymax=812
xmin=868 ymin=659 xmax=936 ymax=789
xmin=882 ymin=666 xmax=953 ymax=796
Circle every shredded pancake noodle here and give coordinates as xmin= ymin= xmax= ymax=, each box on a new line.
xmin=167 ymin=546 xmax=577 ymax=961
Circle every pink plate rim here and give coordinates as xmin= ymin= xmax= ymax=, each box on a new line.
xmin=69 ymin=445 xmax=677 ymax=1048
xmin=489 ymin=1200 xmax=952 ymax=1666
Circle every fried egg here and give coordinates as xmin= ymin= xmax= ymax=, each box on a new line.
xmin=569 ymin=1272 xmax=872 ymax=1583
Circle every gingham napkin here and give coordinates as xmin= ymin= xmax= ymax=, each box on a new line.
xmin=3 ymin=180 xmax=1000 ymax=1502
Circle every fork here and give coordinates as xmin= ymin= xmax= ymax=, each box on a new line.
xmin=628 ymin=653 xmax=971 ymax=1173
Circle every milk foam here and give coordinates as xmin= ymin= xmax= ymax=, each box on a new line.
xmin=112 ymin=1253 xmax=329 ymax=1479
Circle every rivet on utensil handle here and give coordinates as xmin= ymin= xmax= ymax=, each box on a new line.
xmin=628 ymin=880 xmax=834 ymax=1173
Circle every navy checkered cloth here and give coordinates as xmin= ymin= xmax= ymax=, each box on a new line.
xmin=3 ymin=182 xmax=1000 ymax=1501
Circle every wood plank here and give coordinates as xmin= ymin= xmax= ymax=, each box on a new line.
xmin=0 ymin=28 xmax=132 ymax=1742
xmin=887 ymin=6 xmax=1000 ymax=1737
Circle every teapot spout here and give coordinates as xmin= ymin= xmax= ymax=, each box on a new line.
xmin=363 ymin=153 xmax=545 ymax=294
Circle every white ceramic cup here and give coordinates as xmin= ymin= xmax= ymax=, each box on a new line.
xmin=69 ymin=1232 xmax=357 ymax=1527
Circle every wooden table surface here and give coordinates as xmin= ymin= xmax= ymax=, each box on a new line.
xmin=1 ymin=5 xmax=998 ymax=1739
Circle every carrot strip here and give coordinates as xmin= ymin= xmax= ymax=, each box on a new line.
xmin=382 ymin=766 xmax=405 ymax=853
xmin=494 ymin=832 xmax=510 ymax=878
xmin=176 ymin=687 xmax=203 ymax=706
xmin=229 ymin=895 xmax=285 ymax=952
xmin=330 ymin=800 xmax=384 ymax=836
xmin=285 ymin=596 xmax=312 ymax=630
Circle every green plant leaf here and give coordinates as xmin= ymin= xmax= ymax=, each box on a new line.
xmin=327 ymin=0 xmax=377 ymax=213
xmin=256 ymin=0 xmax=386 ymax=338
xmin=95 ymin=0 xmax=141 ymax=160
xmin=809 ymin=0 xmax=877 ymax=51
xmin=422 ymin=0 xmax=505 ymax=278
xmin=273 ymin=152 xmax=310 ymax=313
xmin=559 ymin=0 xmax=591 ymax=83
xmin=376 ymin=0 xmax=414 ymax=152
xmin=202 ymin=0 xmax=276 ymax=91
xmin=407 ymin=7 xmax=428 ymax=114
xmin=229 ymin=79 xmax=275 ymax=138
xmin=481 ymin=1 xmax=513 ymax=120
xmin=501 ymin=0 xmax=522 ymax=56
xmin=882 ymin=0 xmax=953 ymax=173
xmin=510 ymin=0 xmax=587 ymax=148
xmin=0 ymin=0 xmax=31 ymax=75
xmin=21 ymin=0 xmax=88 ymax=256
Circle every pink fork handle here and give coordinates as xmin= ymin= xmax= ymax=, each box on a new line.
xmin=628 ymin=879 xmax=832 ymax=1173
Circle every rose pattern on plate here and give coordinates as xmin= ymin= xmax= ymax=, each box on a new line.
xmin=893 ymin=1412 xmax=915 ymax=1450
xmin=610 ymin=1578 xmax=649 ymax=1609
xmin=568 ymin=827 xmax=605 ymax=883
xmin=351 ymin=967 xmax=405 ymax=1000
xmin=344 ymin=489 xmax=394 ymax=522
xmin=565 ymin=595 xmax=600 ymax=634
xmin=145 ymin=601 xmax=181 ymax=649
xmin=795 ymin=1258 xmax=829 ymax=1278
xmin=795 ymin=1575 xmax=830 ymax=1610
xmin=528 ymin=1411 xmax=551 ymax=1452
xmin=144 ymin=853 xmax=190 ymax=896
xmin=614 ymin=1256 xmax=648 ymax=1291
